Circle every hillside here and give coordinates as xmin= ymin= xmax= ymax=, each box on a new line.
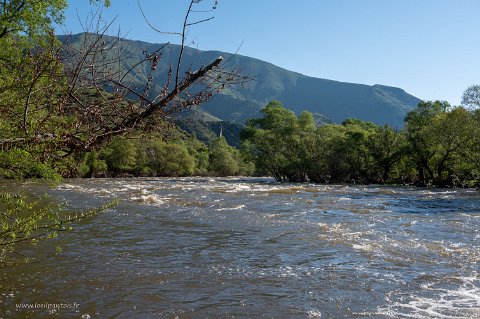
xmin=60 ymin=33 xmax=421 ymax=129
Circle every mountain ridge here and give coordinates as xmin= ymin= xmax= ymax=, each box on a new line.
xmin=60 ymin=33 xmax=422 ymax=128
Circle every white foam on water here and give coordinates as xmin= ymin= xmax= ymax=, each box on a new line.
xmin=376 ymin=276 xmax=480 ymax=319
xmin=131 ymin=194 xmax=164 ymax=205
xmin=307 ymin=309 xmax=322 ymax=318
xmin=57 ymin=183 xmax=88 ymax=192
xmin=352 ymin=243 xmax=374 ymax=252
xmin=215 ymin=204 xmax=246 ymax=211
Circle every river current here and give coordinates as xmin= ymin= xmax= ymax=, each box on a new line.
xmin=1 ymin=177 xmax=479 ymax=318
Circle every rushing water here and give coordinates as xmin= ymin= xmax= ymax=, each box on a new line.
xmin=1 ymin=177 xmax=479 ymax=318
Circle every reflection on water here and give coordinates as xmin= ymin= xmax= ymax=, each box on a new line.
xmin=1 ymin=177 xmax=479 ymax=318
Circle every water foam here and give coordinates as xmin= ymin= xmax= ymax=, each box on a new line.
xmin=132 ymin=194 xmax=164 ymax=205
xmin=215 ymin=205 xmax=246 ymax=211
xmin=307 ymin=309 xmax=322 ymax=318
xmin=376 ymin=276 xmax=480 ymax=319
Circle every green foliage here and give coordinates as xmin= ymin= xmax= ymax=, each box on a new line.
xmin=464 ymin=109 xmax=480 ymax=171
xmin=242 ymin=100 xmax=480 ymax=186
xmin=208 ymin=137 xmax=240 ymax=176
xmin=105 ymin=139 xmax=138 ymax=174
xmin=78 ymin=151 xmax=108 ymax=177
xmin=63 ymin=98 xmax=479 ymax=186
xmin=137 ymin=140 xmax=195 ymax=176
xmin=0 ymin=148 xmax=60 ymax=182
xmin=0 ymin=33 xmax=67 ymax=180
xmin=242 ymin=101 xmax=309 ymax=181
xmin=404 ymin=101 xmax=472 ymax=185
xmin=366 ymin=126 xmax=407 ymax=182
xmin=0 ymin=0 xmax=110 ymax=40
xmin=0 ymin=0 xmax=67 ymax=39
xmin=77 ymin=133 xmax=253 ymax=178
xmin=185 ymin=137 xmax=210 ymax=175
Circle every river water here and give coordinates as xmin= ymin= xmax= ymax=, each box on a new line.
xmin=1 ymin=177 xmax=479 ymax=318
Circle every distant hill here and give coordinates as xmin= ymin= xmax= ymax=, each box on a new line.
xmin=60 ymin=33 xmax=421 ymax=130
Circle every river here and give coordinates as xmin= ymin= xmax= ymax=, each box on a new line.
xmin=1 ymin=177 xmax=479 ymax=318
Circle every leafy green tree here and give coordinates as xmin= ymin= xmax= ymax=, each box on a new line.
xmin=104 ymin=139 xmax=138 ymax=175
xmin=0 ymin=1 xmax=116 ymax=270
xmin=461 ymin=109 xmax=480 ymax=186
xmin=1 ymin=0 xmax=237 ymax=179
xmin=242 ymin=101 xmax=311 ymax=182
xmin=428 ymin=107 xmax=471 ymax=184
xmin=235 ymin=150 xmax=255 ymax=176
xmin=208 ymin=137 xmax=239 ymax=176
xmin=240 ymin=100 xmax=479 ymax=187
xmin=290 ymin=111 xmax=316 ymax=181
xmin=405 ymin=101 xmax=449 ymax=185
xmin=0 ymin=148 xmax=60 ymax=180
xmin=136 ymin=139 xmax=196 ymax=176
xmin=307 ymin=124 xmax=345 ymax=183
xmin=0 ymin=34 xmax=67 ymax=177
xmin=0 ymin=0 xmax=112 ymax=179
xmin=366 ymin=125 xmax=406 ymax=183
xmin=160 ymin=143 xmax=195 ymax=176
xmin=405 ymin=101 xmax=472 ymax=185
xmin=184 ymin=137 xmax=210 ymax=175
xmin=0 ymin=0 xmax=66 ymax=39
xmin=340 ymin=120 xmax=376 ymax=182
xmin=78 ymin=151 xmax=108 ymax=177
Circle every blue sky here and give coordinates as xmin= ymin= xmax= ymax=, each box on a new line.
xmin=60 ymin=0 xmax=480 ymax=105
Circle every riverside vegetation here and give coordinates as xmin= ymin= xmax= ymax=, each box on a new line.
xmin=241 ymin=99 xmax=480 ymax=187
xmin=68 ymin=98 xmax=480 ymax=190
xmin=5 ymin=97 xmax=478 ymax=188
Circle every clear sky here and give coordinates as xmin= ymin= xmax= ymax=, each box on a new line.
xmin=59 ymin=0 xmax=480 ymax=105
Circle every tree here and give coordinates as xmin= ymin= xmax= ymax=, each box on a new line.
xmin=78 ymin=150 xmax=108 ymax=177
xmin=462 ymin=85 xmax=480 ymax=110
xmin=366 ymin=125 xmax=406 ymax=183
xmin=242 ymin=101 xmax=299 ymax=181
xmin=208 ymin=137 xmax=239 ymax=176
xmin=135 ymin=139 xmax=196 ymax=176
xmin=405 ymin=101 xmax=472 ymax=185
xmin=307 ymin=124 xmax=345 ymax=183
xmin=339 ymin=119 xmax=376 ymax=183
xmin=0 ymin=0 xmax=67 ymax=39
xmin=0 ymin=0 xmax=247 ymax=177
xmin=184 ymin=137 xmax=210 ymax=175
xmin=104 ymin=139 xmax=138 ymax=175
xmin=241 ymin=102 xmax=321 ymax=182
xmin=405 ymin=101 xmax=449 ymax=185
xmin=159 ymin=143 xmax=195 ymax=176
xmin=464 ymin=109 xmax=480 ymax=170
xmin=429 ymin=107 xmax=471 ymax=184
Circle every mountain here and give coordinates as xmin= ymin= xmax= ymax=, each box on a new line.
xmin=60 ymin=33 xmax=421 ymax=129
